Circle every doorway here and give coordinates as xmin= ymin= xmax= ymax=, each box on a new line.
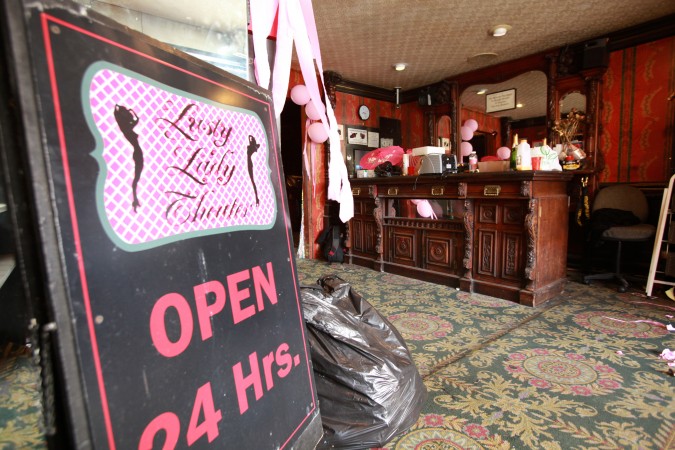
xmin=279 ymin=99 xmax=303 ymax=247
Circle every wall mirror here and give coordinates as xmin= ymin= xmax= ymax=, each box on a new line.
xmin=436 ymin=115 xmax=452 ymax=152
xmin=459 ymin=70 xmax=548 ymax=155
xmin=560 ymin=91 xmax=586 ymax=115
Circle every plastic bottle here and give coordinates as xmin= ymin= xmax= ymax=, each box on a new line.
xmin=510 ymin=133 xmax=519 ymax=170
xmin=516 ymin=139 xmax=532 ymax=171
xmin=469 ymin=152 xmax=478 ymax=171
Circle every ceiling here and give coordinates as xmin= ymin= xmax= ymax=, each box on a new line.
xmin=87 ymin=0 xmax=674 ymax=120
xmin=311 ymin=0 xmax=675 ymax=92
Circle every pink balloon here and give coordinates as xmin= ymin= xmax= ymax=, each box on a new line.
xmin=460 ymin=126 xmax=473 ymax=141
xmin=460 ymin=141 xmax=473 ymax=156
xmin=465 ymin=119 xmax=479 ymax=132
xmin=290 ymin=84 xmax=310 ymax=105
xmin=496 ymin=146 xmax=511 ymax=160
xmin=305 ymin=100 xmax=325 ymax=121
xmin=417 ymin=201 xmax=433 ymax=218
xmin=307 ymin=122 xmax=328 ymax=143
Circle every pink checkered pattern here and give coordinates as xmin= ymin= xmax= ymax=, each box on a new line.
xmin=88 ymin=67 xmax=275 ymax=246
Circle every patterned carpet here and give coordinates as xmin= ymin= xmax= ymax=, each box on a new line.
xmin=1 ymin=260 xmax=674 ymax=449
xmin=0 ymin=344 xmax=45 ymax=449
xmin=296 ymin=260 xmax=675 ymax=450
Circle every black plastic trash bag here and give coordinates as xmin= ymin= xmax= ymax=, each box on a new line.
xmin=300 ymin=275 xmax=426 ymax=449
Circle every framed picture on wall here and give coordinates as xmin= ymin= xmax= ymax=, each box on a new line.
xmin=486 ymin=88 xmax=516 ymax=113
xmin=347 ymin=127 xmax=367 ymax=145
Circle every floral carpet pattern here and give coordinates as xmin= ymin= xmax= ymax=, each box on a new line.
xmin=296 ymin=260 xmax=675 ymax=450
xmin=0 ymin=344 xmax=45 ymax=449
xmin=1 ymin=260 xmax=673 ymax=449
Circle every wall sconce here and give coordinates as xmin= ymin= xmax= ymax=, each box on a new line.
xmin=395 ymin=87 xmax=401 ymax=109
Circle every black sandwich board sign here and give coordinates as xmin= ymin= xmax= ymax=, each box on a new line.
xmin=2 ymin=1 xmax=322 ymax=448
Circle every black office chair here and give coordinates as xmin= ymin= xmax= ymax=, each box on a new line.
xmin=583 ymin=184 xmax=656 ymax=292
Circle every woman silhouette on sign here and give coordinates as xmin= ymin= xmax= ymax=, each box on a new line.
xmin=247 ymin=135 xmax=260 ymax=206
xmin=114 ymin=104 xmax=144 ymax=212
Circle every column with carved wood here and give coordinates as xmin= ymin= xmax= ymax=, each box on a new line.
xmin=459 ymin=182 xmax=474 ymax=293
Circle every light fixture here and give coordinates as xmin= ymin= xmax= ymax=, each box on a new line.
xmin=490 ymin=24 xmax=511 ymax=37
xmin=394 ymin=87 xmax=401 ymax=108
xmin=476 ymin=88 xmax=487 ymax=95
xmin=467 ymin=52 xmax=498 ymax=63
xmin=393 ymin=63 xmax=407 ymax=71
xmin=516 ymin=103 xmax=524 ymax=108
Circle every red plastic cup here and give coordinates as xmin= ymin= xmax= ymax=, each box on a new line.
xmin=531 ymin=156 xmax=542 ymax=170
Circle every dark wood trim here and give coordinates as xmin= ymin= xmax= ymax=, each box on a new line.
xmin=603 ymin=13 xmax=675 ymax=51
xmin=325 ymin=71 xmax=396 ymax=102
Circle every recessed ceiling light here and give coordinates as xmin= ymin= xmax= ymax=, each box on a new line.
xmin=516 ymin=103 xmax=523 ymax=108
xmin=490 ymin=24 xmax=511 ymax=37
xmin=476 ymin=89 xmax=487 ymax=95
xmin=393 ymin=63 xmax=407 ymax=71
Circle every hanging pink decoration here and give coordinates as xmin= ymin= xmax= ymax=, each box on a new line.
xmin=305 ymin=100 xmax=325 ymax=120
xmin=290 ymin=84 xmax=310 ymax=105
xmin=460 ymin=126 xmax=473 ymax=141
xmin=250 ymin=0 xmax=354 ymax=222
xmin=308 ymin=122 xmax=329 ymax=143
xmin=416 ymin=200 xmax=437 ymax=219
xmin=465 ymin=119 xmax=479 ymax=132
xmin=460 ymin=141 xmax=473 ymax=156
xmin=496 ymin=146 xmax=511 ymax=160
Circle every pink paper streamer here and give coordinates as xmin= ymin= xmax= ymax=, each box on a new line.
xmin=249 ymin=0 xmax=279 ymax=89
xmin=250 ymin=0 xmax=353 ymax=222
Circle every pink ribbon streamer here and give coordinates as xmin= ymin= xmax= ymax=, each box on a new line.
xmin=250 ymin=0 xmax=353 ymax=222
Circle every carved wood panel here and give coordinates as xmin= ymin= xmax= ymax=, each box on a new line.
xmin=478 ymin=204 xmax=498 ymax=224
xmin=390 ymin=227 xmax=417 ymax=266
xmin=477 ymin=229 xmax=497 ymax=277
xmin=351 ymin=219 xmax=363 ymax=251
xmin=424 ymin=229 xmax=463 ymax=275
xmin=501 ymin=231 xmax=524 ymax=281
xmin=364 ymin=221 xmax=377 ymax=254
xmin=503 ymin=204 xmax=525 ymax=225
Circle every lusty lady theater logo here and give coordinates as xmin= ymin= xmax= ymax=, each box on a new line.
xmin=85 ymin=63 xmax=276 ymax=250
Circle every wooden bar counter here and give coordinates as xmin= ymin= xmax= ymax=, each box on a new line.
xmin=347 ymin=171 xmax=574 ymax=306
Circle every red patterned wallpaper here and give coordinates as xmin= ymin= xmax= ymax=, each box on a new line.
xmin=599 ymin=36 xmax=675 ymax=183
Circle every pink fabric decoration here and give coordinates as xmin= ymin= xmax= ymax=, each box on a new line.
xmin=460 ymin=126 xmax=473 ymax=142
xmin=308 ymin=122 xmax=328 ymax=143
xmin=460 ymin=141 xmax=473 ymax=156
xmin=465 ymin=119 xmax=479 ymax=132
xmin=250 ymin=0 xmax=353 ymax=222
xmin=290 ymin=84 xmax=310 ymax=105
xmin=497 ymin=146 xmax=511 ymax=160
